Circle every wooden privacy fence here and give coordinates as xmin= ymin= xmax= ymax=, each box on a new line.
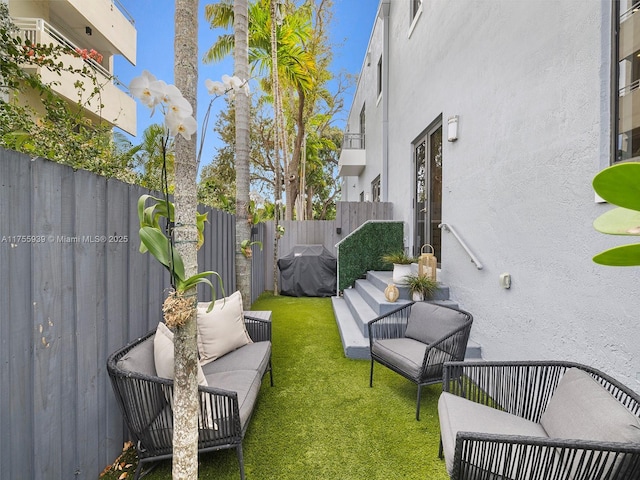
xmin=0 ymin=149 xmax=265 ymax=479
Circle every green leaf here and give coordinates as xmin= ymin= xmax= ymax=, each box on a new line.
xmin=593 ymin=207 xmax=640 ymax=235
xmin=139 ymin=226 xmax=186 ymax=281
xmin=177 ymin=271 xmax=224 ymax=312
xmin=592 ymin=163 xmax=640 ymax=211
xmin=593 ymin=244 xmax=640 ymax=266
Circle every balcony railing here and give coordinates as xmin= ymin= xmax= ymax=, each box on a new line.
xmin=342 ymin=132 xmax=366 ymax=150
xmin=113 ymin=0 xmax=135 ymax=25
xmin=13 ymin=17 xmax=112 ymax=81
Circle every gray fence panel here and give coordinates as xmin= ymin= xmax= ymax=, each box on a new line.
xmin=0 ymin=149 xmax=247 ymax=479
xmin=0 ymin=149 xmax=35 ymax=480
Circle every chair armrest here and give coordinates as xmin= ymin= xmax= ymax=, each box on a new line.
xmin=451 ymin=431 xmax=640 ymax=480
xmin=197 ymin=384 xmax=243 ymax=438
xmin=243 ymin=314 xmax=272 ymax=343
xmin=367 ymin=302 xmax=414 ymax=345
xmin=422 ymin=318 xmax=473 ymax=368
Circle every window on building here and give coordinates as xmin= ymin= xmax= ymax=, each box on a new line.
xmin=372 ymin=175 xmax=381 ymax=202
xmin=614 ymin=0 xmax=640 ymax=163
xmin=359 ymin=103 xmax=366 ymax=149
xmin=411 ymin=0 xmax=422 ymax=21
xmin=377 ymin=56 xmax=383 ymax=98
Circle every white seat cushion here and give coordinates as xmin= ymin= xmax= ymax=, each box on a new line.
xmin=438 ymin=392 xmax=548 ymax=475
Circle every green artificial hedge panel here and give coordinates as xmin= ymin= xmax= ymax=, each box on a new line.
xmin=337 ymin=221 xmax=404 ymax=291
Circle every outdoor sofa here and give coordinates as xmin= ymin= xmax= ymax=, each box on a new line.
xmin=438 ymin=360 xmax=640 ymax=479
xmin=107 ymin=292 xmax=272 ymax=480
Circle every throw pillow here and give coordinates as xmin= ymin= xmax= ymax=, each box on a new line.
xmin=197 ymin=290 xmax=253 ymax=366
xmin=153 ymin=322 xmax=216 ymax=430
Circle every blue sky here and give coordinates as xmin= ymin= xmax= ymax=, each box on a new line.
xmin=114 ymin=0 xmax=378 ymax=167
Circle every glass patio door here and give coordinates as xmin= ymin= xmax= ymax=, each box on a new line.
xmin=414 ymin=122 xmax=443 ymax=261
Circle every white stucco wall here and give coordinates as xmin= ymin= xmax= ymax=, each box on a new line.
xmin=344 ymin=0 xmax=640 ymax=390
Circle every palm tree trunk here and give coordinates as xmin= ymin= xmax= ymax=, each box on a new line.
xmin=235 ymin=0 xmax=252 ymax=307
xmin=286 ymin=86 xmax=305 ymax=220
xmin=172 ymin=0 xmax=200 ymax=478
xmin=271 ymin=0 xmax=281 ymax=295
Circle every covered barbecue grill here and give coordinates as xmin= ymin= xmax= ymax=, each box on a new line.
xmin=277 ymin=245 xmax=337 ymax=297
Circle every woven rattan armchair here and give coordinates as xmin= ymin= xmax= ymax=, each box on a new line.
xmin=107 ymin=314 xmax=272 ymax=480
xmin=368 ymin=301 xmax=473 ymax=420
xmin=439 ymin=361 xmax=640 ymax=480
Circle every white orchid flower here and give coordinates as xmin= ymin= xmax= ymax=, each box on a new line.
xmin=160 ymin=83 xmax=184 ymax=105
xmin=130 ymin=70 xmax=161 ymax=109
xmin=167 ymin=94 xmax=193 ymax=118
xmin=242 ymin=81 xmax=251 ymax=96
xmin=165 ymin=110 xmax=197 ymax=140
xmin=205 ymin=79 xmax=226 ymax=96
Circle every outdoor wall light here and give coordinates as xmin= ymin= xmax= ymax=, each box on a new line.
xmin=85 ymin=26 xmax=92 ymax=35
xmin=447 ymin=115 xmax=459 ymax=142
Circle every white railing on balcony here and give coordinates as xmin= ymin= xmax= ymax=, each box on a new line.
xmin=12 ymin=17 xmax=112 ymax=81
xmin=620 ymin=79 xmax=640 ymax=97
xmin=113 ymin=0 xmax=135 ymax=25
xmin=342 ymin=132 xmax=365 ymax=150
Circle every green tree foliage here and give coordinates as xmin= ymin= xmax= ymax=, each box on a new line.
xmin=0 ymin=4 xmax=138 ymax=183
xmin=203 ymin=0 xmax=343 ymax=219
xmin=136 ymin=123 xmax=175 ymax=193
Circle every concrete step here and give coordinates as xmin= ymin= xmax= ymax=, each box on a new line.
xmin=342 ymin=287 xmax=379 ymax=336
xmin=331 ymin=296 xmax=370 ymax=359
xmin=366 ymin=270 xmax=451 ymax=301
xmin=354 ymin=278 xmax=412 ymax=316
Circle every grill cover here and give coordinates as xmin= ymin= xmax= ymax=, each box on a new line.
xmin=277 ymin=245 xmax=337 ymax=297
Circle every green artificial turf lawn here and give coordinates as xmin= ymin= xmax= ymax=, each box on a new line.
xmin=113 ymin=293 xmax=450 ymax=480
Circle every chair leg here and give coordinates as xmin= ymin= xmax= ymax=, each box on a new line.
xmin=369 ymin=359 xmax=374 ymax=387
xmin=416 ymin=384 xmax=423 ymax=421
xmin=237 ymin=444 xmax=245 ymax=480
xmin=269 ymin=359 xmax=274 ymax=386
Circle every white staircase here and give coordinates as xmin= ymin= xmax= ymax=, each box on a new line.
xmin=331 ymin=271 xmax=482 ymax=360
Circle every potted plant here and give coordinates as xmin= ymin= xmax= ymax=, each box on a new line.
xmin=381 ymin=251 xmax=416 ymax=284
xmin=405 ymin=273 xmax=438 ymax=301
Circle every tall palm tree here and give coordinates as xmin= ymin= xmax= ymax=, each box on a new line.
xmin=203 ymin=0 xmax=316 ymax=220
xmin=172 ymin=0 xmax=200 ymax=477
xmin=235 ymin=0 xmax=252 ymax=306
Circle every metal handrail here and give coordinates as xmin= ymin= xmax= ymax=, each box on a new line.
xmin=438 ymin=223 xmax=483 ymax=270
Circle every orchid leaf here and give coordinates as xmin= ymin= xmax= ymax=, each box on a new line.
xmin=139 ymin=226 xmax=186 ymax=281
xmin=196 ymin=211 xmax=208 ymax=250
xmin=592 ymin=163 xmax=640 ymax=211
xmin=177 ymin=271 xmax=224 ymax=311
xmin=593 ymin=244 xmax=640 ymax=266
xmin=593 ymin=207 xmax=640 ymax=236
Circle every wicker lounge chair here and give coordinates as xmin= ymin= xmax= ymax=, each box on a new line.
xmin=438 ymin=361 xmax=640 ymax=479
xmin=368 ymin=301 xmax=473 ymax=420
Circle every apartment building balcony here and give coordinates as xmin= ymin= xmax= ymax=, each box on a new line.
xmin=338 ymin=133 xmax=366 ymax=177
xmin=13 ymin=16 xmax=136 ymax=135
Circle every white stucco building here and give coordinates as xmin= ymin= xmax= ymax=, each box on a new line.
xmin=339 ymin=0 xmax=640 ymax=389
